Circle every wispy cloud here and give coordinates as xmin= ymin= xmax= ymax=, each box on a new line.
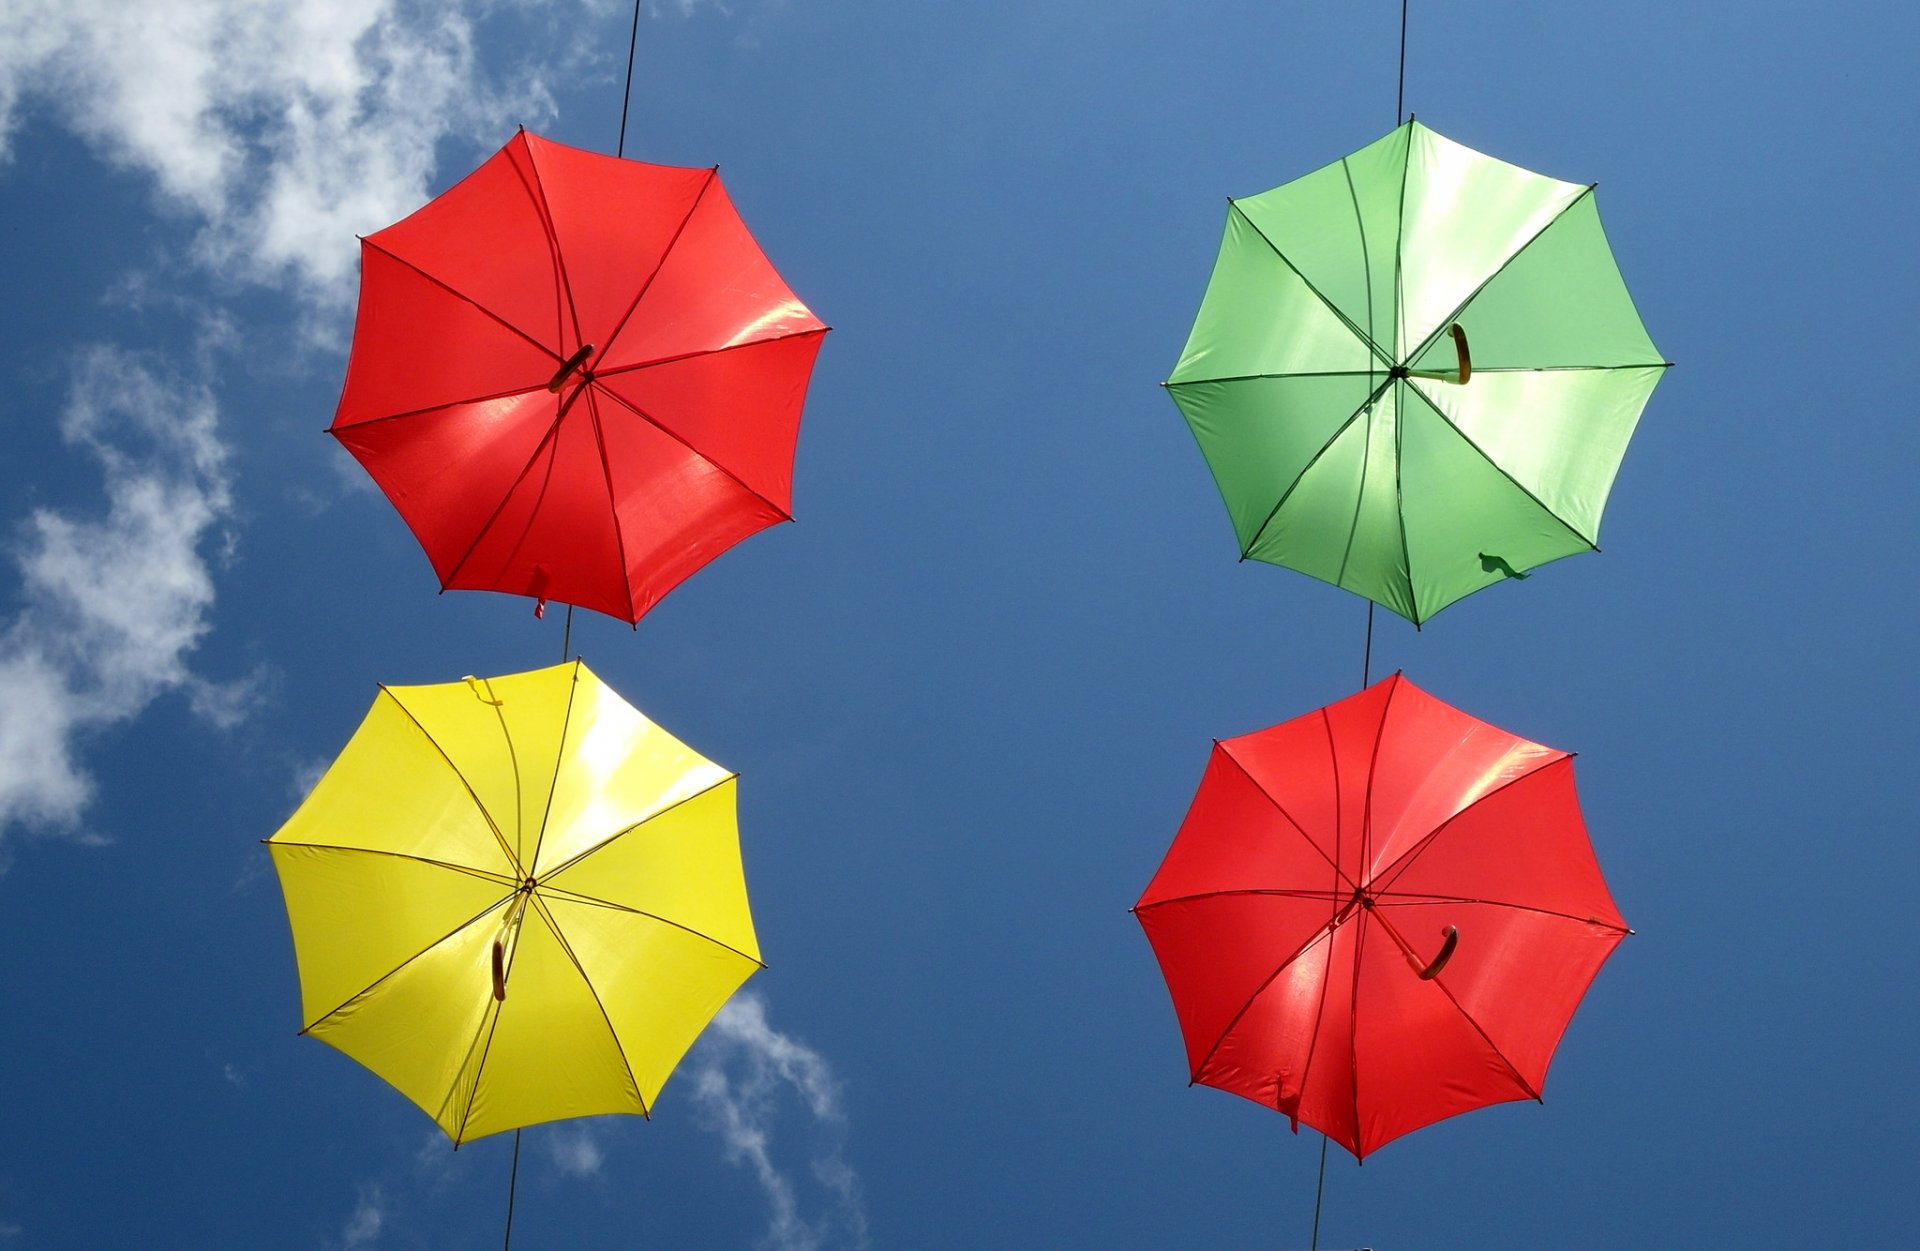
xmin=544 ymin=1123 xmax=606 ymax=1177
xmin=0 ymin=0 xmax=554 ymax=309
xmin=0 ymin=346 xmax=238 ymax=850
xmin=334 ymin=1184 xmax=384 ymax=1250
xmin=688 ymin=994 xmax=868 ymax=1251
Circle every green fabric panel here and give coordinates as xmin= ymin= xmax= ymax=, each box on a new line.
xmin=1171 ymin=373 xmax=1386 ymax=551
xmin=1412 ymin=193 xmax=1662 ymax=372
xmin=1397 ymin=386 xmax=1592 ymax=622
xmin=1248 ymin=387 xmax=1414 ymax=621
xmin=1412 ymin=366 xmax=1664 ymax=543
xmin=1169 ymin=207 xmax=1374 ymax=382
xmin=1398 ymin=124 xmax=1587 ymax=360
xmin=1232 ymin=124 xmax=1409 ymax=358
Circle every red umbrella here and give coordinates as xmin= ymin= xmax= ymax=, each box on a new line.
xmin=330 ymin=129 xmax=828 ymax=624
xmin=1134 ymin=674 xmax=1629 ymax=1159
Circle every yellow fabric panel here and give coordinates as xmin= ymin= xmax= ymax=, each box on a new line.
xmin=458 ymin=904 xmax=643 ymax=1141
xmin=269 ymin=691 xmax=515 ymax=874
xmin=382 ymin=665 xmax=581 ymax=872
xmin=531 ymin=665 xmax=731 ymax=876
xmin=543 ymin=894 xmax=760 ymax=1107
xmin=305 ymin=913 xmax=503 ymax=1140
xmin=271 ymin=844 xmax=512 ymax=1027
xmin=545 ymin=777 xmax=760 ymax=962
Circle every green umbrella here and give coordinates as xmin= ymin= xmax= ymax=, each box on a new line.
xmin=1167 ymin=120 xmax=1669 ymax=625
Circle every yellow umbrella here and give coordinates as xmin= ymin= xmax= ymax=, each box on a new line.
xmin=267 ymin=659 xmax=761 ymax=1145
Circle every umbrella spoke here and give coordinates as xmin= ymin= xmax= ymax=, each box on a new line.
xmin=1230 ymin=201 xmax=1395 ymax=370
xmin=596 ymin=168 xmax=719 ymax=368
xmin=528 ymin=893 xmax=650 ymax=1118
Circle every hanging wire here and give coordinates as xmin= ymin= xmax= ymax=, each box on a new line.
xmin=1362 ymin=602 xmax=1374 ymax=687
xmin=1396 ymin=0 xmax=1409 ymax=126
xmin=616 ymin=0 xmax=643 ymax=159
xmin=508 ymin=12 xmax=645 ymax=1246
xmin=1310 ymin=1130 xmax=1330 ymax=1250
xmin=1320 ymin=10 xmax=1412 ymax=1248
xmin=501 ymin=1128 xmax=523 ymax=1250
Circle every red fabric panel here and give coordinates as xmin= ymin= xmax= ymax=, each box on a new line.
xmin=518 ymin=134 xmax=715 ymax=352
xmin=598 ymin=178 xmax=826 ymax=373
xmin=595 ymin=330 xmax=825 ymax=513
xmin=334 ymin=247 xmax=557 ymax=429
xmin=363 ymin=132 xmax=569 ymax=351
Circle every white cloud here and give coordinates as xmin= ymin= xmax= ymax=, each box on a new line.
xmin=688 ymin=994 xmax=868 ymax=1251
xmin=335 ymin=1185 xmax=384 ymax=1250
xmin=0 ymin=347 xmax=238 ymax=848
xmin=0 ymin=0 xmax=554 ymax=307
xmin=544 ymin=1123 xmax=605 ymax=1177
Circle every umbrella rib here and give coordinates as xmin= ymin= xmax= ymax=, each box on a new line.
xmin=1331 ymin=382 xmax=1384 ymax=594
xmin=377 ymin=687 xmax=522 ymax=876
xmin=436 ymin=389 xmax=574 ymax=596
xmin=1367 ymin=753 xmax=1572 ymax=896
xmin=360 ymin=239 xmax=563 ymax=364
xmin=1214 ymin=744 xmax=1360 ymax=894
xmin=1134 ymin=887 xmax=1347 ymax=913
xmin=1371 ymin=891 xmax=1631 ymax=934
xmin=537 ymin=772 xmax=737 ymax=882
xmin=1403 ymin=186 xmax=1597 ymax=367
xmin=1343 ymin=901 xmax=1371 ymax=1155
xmin=588 ymin=323 xmax=829 ymax=383
xmin=1402 ymin=380 xmax=1602 ymax=548
xmin=1189 ymin=913 xmax=1344 ymax=1085
xmin=327 ymin=383 xmax=552 ymax=432
xmin=1359 ymin=674 xmax=1403 ymax=881
xmin=1421 ymin=964 xmax=1543 ymax=1103
xmin=301 ymin=894 xmax=513 ymax=1035
xmin=511 ymin=134 xmax=590 ymax=361
xmin=595 ymin=167 xmax=720 ymax=368
xmin=1362 ymin=907 xmax=1544 ymax=1104
xmin=1230 ymin=200 xmax=1394 ymax=371
xmin=268 ymin=841 xmax=519 ymax=890
xmin=1240 ymin=374 xmax=1394 ymax=563
xmin=446 ymin=959 xmax=512 ymax=1146
xmin=593 ymin=378 xmax=794 ymax=522
xmin=524 ymin=657 xmax=585 ymax=876
xmin=1165 ymin=369 xmax=1388 ymax=387
xmin=527 ymin=892 xmax=652 ymax=1120
xmin=540 ymin=886 xmax=766 ymax=967
xmin=1470 ymin=363 xmax=1672 ymax=374
xmin=1391 ymin=377 xmax=1421 ymax=623
xmin=1393 ymin=124 xmax=1411 ymax=361
xmin=581 ymin=388 xmax=640 ymax=623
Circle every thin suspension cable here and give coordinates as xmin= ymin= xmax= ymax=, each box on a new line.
xmin=616 ymin=0 xmax=643 ymax=158
xmin=502 ymin=1128 xmax=522 ymax=1249
xmin=1310 ymin=1130 xmax=1329 ymax=1250
xmin=1397 ymin=0 xmax=1409 ymax=125
xmin=1363 ymin=602 xmax=1374 ymax=686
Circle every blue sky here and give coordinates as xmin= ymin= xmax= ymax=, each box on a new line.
xmin=1 ymin=1 xmax=1915 ymax=1247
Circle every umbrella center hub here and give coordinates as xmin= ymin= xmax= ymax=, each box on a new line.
xmin=520 ymin=876 xmax=538 ymax=894
xmin=1388 ymin=365 xmax=1410 ymax=380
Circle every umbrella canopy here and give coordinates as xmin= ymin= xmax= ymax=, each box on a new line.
xmin=331 ymin=129 xmax=828 ymax=624
xmin=267 ymin=660 xmax=761 ymax=1144
xmin=1166 ymin=120 xmax=1668 ymax=625
xmin=1134 ymin=674 xmax=1628 ymax=1159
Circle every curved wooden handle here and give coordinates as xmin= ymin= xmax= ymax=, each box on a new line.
xmin=1417 ymin=925 xmax=1459 ymax=980
xmin=1448 ymin=324 xmax=1471 ymax=384
xmin=491 ymin=938 xmax=508 ymax=1001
